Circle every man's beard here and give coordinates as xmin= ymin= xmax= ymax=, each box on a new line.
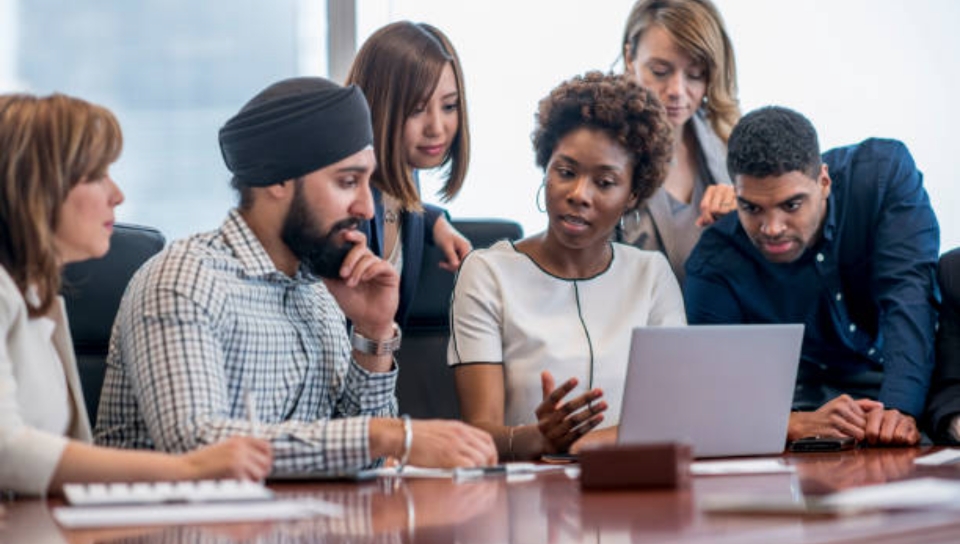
xmin=280 ymin=186 xmax=361 ymax=279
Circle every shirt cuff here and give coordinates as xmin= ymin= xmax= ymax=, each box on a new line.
xmin=346 ymin=357 xmax=398 ymax=412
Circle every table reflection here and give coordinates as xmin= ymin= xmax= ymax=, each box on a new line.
xmin=7 ymin=449 xmax=960 ymax=544
xmin=792 ymin=447 xmax=923 ymax=495
xmin=64 ymin=476 xmax=500 ymax=544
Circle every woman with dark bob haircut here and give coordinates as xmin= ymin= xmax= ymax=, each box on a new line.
xmin=346 ymin=21 xmax=473 ymax=325
xmin=449 ymin=72 xmax=686 ymax=460
xmin=0 ymin=93 xmax=271 ymax=495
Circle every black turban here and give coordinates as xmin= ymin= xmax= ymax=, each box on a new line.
xmin=219 ymin=77 xmax=373 ymax=187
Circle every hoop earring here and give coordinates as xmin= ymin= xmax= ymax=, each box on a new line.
xmin=536 ymin=181 xmax=547 ymax=213
xmin=615 ymin=210 xmax=630 ymax=243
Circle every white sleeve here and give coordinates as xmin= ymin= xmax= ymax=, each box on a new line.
xmin=646 ymin=252 xmax=687 ymax=327
xmin=447 ymin=250 xmax=506 ymax=366
xmin=0 ymin=277 xmax=68 ymax=495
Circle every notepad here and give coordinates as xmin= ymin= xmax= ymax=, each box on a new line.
xmin=63 ymin=479 xmax=273 ymax=506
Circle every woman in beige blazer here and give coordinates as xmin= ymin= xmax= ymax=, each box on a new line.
xmin=0 ymin=93 xmax=272 ymax=496
xmin=619 ymin=0 xmax=741 ymax=286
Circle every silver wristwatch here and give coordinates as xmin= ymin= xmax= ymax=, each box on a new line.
xmin=350 ymin=322 xmax=402 ymax=355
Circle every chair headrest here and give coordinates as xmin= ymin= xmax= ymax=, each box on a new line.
xmin=62 ymin=223 xmax=166 ymax=350
xmin=405 ymin=219 xmax=523 ymax=330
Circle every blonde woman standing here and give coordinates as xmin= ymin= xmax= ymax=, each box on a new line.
xmin=620 ymin=0 xmax=741 ymax=285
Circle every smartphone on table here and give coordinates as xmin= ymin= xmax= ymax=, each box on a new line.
xmin=787 ymin=436 xmax=856 ymax=453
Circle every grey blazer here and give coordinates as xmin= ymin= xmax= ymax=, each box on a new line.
xmin=621 ymin=110 xmax=731 ymax=286
xmin=0 ymin=267 xmax=91 ymax=495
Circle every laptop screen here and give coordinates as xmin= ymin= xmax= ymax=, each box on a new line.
xmin=618 ymin=324 xmax=803 ymax=458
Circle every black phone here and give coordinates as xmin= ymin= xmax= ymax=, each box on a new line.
xmin=541 ymin=452 xmax=579 ymax=464
xmin=788 ymin=436 xmax=857 ymax=453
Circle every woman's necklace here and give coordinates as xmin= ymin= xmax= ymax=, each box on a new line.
xmin=381 ymin=195 xmax=402 ymax=264
xmin=382 ymin=193 xmax=402 ymax=224
xmin=384 ymin=207 xmax=400 ymax=224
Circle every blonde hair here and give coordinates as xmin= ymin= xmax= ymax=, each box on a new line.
xmin=622 ymin=0 xmax=740 ymax=141
xmin=0 ymin=93 xmax=122 ymax=316
xmin=345 ymin=21 xmax=470 ymax=211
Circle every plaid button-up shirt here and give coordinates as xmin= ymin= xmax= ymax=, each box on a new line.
xmin=94 ymin=210 xmax=398 ymax=473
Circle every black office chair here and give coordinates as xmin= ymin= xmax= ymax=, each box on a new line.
xmin=62 ymin=223 xmax=166 ymax=426
xmin=396 ymin=218 xmax=523 ymax=419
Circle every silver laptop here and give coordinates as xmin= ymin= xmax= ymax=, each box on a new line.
xmin=618 ymin=324 xmax=803 ymax=458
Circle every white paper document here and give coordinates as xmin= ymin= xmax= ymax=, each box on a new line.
xmin=914 ymin=448 xmax=960 ymax=466
xmin=691 ymin=458 xmax=795 ymax=476
xmin=54 ymin=498 xmax=342 ymax=529
xmin=819 ymin=477 xmax=960 ymax=510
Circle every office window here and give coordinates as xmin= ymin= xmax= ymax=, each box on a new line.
xmin=2 ymin=1 xmax=958 ymax=250
xmin=2 ymin=0 xmax=327 ymax=241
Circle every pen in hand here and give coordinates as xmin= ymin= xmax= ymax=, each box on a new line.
xmin=244 ymin=388 xmax=260 ymax=439
xmin=243 ymin=388 xmax=267 ymax=483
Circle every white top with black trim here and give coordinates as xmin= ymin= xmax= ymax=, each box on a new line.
xmin=448 ymin=240 xmax=686 ymax=427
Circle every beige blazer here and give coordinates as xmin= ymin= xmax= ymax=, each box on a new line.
xmin=0 ymin=266 xmax=91 ymax=495
xmin=621 ymin=110 xmax=732 ymax=286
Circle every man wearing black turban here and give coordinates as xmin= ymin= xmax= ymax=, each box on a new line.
xmin=96 ymin=77 xmax=496 ymax=474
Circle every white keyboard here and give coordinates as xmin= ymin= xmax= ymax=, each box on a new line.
xmin=63 ymin=479 xmax=273 ymax=506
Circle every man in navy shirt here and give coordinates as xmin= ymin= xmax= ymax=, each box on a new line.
xmin=685 ymin=106 xmax=939 ymax=446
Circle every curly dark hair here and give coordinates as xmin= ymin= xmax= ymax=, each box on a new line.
xmin=727 ymin=106 xmax=821 ymax=181
xmin=532 ymin=71 xmax=673 ymax=209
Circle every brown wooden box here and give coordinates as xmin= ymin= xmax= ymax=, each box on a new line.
xmin=580 ymin=442 xmax=692 ymax=490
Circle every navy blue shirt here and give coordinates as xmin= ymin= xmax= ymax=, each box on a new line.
xmin=684 ymin=139 xmax=940 ymax=417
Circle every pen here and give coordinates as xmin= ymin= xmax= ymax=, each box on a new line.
xmin=453 ymin=463 xmax=537 ymax=480
xmin=244 ymin=388 xmax=260 ymax=438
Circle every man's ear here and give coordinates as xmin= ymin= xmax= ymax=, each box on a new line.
xmin=818 ymin=164 xmax=831 ymax=199
xmin=265 ymin=179 xmax=295 ymax=201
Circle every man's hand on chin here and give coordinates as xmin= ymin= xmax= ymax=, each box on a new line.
xmin=322 ymin=229 xmax=399 ymax=334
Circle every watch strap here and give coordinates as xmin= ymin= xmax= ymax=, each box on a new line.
xmin=350 ymin=323 xmax=402 ymax=355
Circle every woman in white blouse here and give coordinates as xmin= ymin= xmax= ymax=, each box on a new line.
xmin=449 ymin=73 xmax=686 ymax=461
xmin=0 ymin=93 xmax=272 ymax=495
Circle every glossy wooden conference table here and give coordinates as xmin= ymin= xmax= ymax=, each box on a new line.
xmin=6 ymin=447 xmax=960 ymax=543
